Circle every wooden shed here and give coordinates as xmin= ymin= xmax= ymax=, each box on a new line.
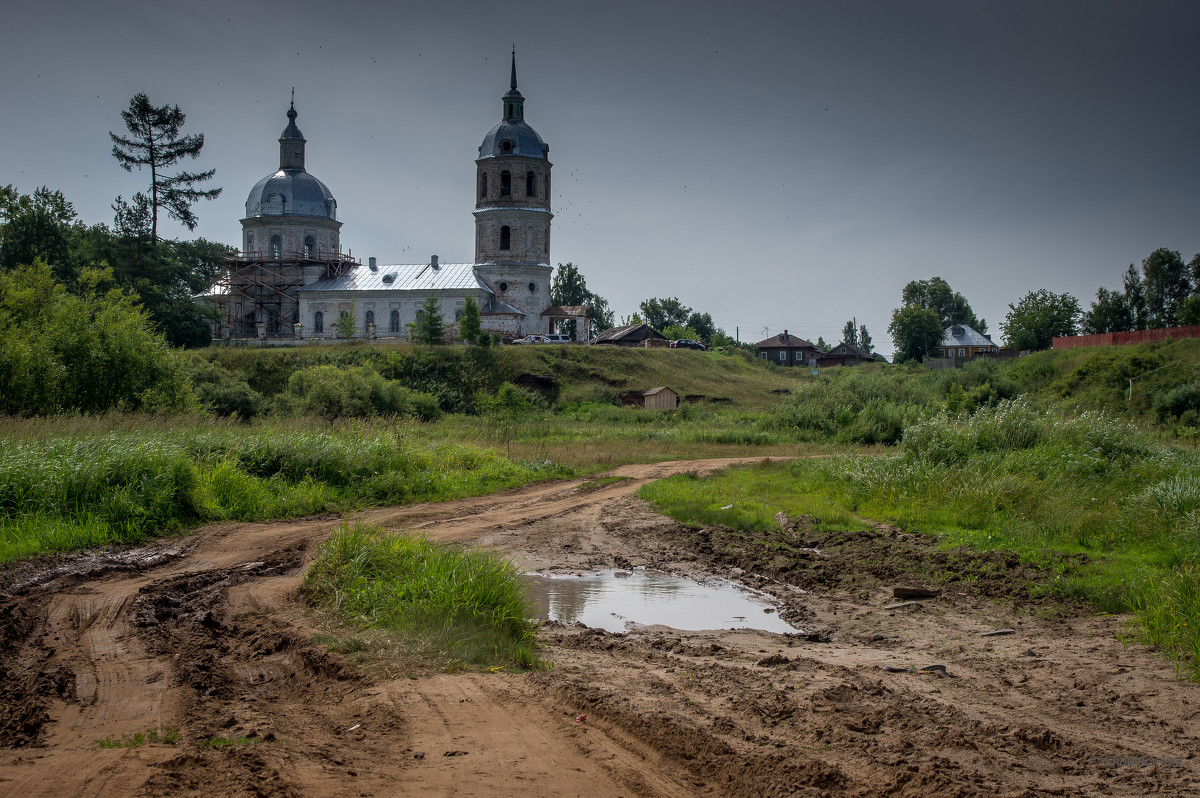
xmin=643 ymin=386 xmax=679 ymax=410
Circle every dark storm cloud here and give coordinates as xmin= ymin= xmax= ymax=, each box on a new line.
xmin=1 ymin=0 xmax=1196 ymax=355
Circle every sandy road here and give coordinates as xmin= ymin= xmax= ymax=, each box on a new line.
xmin=1 ymin=454 xmax=1199 ymax=797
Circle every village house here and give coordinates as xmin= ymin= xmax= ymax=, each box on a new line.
xmin=818 ymin=342 xmax=883 ymax=367
xmin=591 ymin=324 xmax=668 ymax=348
xmin=754 ymin=331 xmax=821 ymax=367
xmin=936 ymin=324 xmax=998 ymax=360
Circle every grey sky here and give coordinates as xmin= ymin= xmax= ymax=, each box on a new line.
xmin=3 ymin=0 xmax=1197 ymax=358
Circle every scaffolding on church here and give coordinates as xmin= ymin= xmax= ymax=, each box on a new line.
xmin=213 ymin=249 xmax=359 ymax=339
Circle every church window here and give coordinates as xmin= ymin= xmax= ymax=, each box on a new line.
xmin=271 ymin=235 xmax=282 ymax=259
xmin=526 ymin=171 xmax=536 ymax=197
xmin=303 ymin=235 xmax=315 ymax=258
xmin=500 ymin=171 xmax=511 ymax=197
xmin=455 ymin=308 xmax=462 ymax=322
xmin=246 ymin=232 xmax=254 ymax=252
xmin=390 ymin=310 xmax=400 ymax=333
xmin=314 ymin=311 xmax=324 ymax=333
xmin=500 ymin=139 xmax=514 ymax=153
xmin=500 ymin=226 xmax=511 ymax=250
xmin=480 ymin=172 xmax=488 ymax=199
xmin=365 ymin=310 xmax=374 ymax=327
xmin=528 ymin=282 xmax=536 ymax=293
xmin=499 ymin=281 xmax=508 ymax=292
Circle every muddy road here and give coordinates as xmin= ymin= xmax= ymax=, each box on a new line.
xmin=1 ymin=457 xmax=1197 ymax=797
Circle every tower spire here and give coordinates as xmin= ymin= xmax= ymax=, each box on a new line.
xmin=503 ymin=49 xmax=524 ymax=122
xmin=279 ymin=94 xmax=306 ymax=170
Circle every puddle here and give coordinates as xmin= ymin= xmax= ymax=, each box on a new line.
xmin=524 ymin=569 xmax=800 ymax=634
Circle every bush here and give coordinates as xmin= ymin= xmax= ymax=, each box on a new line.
xmin=283 ymin=365 xmax=440 ymax=420
xmin=1154 ymin=382 xmax=1200 ymax=423
xmin=188 ymin=359 xmax=265 ymax=419
xmin=0 ymin=262 xmax=190 ymax=415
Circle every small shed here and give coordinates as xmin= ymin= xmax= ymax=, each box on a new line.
xmin=591 ymin=323 xmax=668 ymax=347
xmin=643 ymin=386 xmax=679 ymax=410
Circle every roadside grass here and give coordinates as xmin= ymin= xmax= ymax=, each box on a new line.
xmin=640 ymin=399 xmax=1200 ymax=679
xmin=0 ymin=419 xmax=574 ymax=563
xmin=95 ymin=727 xmax=179 ymax=749
xmin=303 ymin=522 xmax=541 ymax=671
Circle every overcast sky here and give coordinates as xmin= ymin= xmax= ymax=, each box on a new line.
xmin=3 ymin=0 xmax=1197 ymax=358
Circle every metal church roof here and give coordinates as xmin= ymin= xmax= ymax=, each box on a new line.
xmin=296 ymin=263 xmax=491 ymax=293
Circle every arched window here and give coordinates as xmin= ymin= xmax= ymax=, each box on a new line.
xmin=390 ymin=309 xmax=400 ymax=333
xmin=480 ymin=172 xmax=488 ymax=199
xmin=499 ymin=226 xmax=510 ymax=250
xmin=500 ymin=171 xmax=511 ymax=197
xmin=365 ymin=310 xmax=374 ymax=327
xmin=246 ymin=232 xmax=254 ymax=253
xmin=314 ymin=311 xmax=324 ymax=333
xmin=270 ymin=235 xmax=282 ymax=259
xmin=303 ymin=235 xmax=315 ymax=258
xmin=526 ymin=171 xmax=536 ymax=197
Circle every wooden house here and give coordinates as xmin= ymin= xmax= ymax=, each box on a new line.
xmin=754 ymin=330 xmax=821 ymax=367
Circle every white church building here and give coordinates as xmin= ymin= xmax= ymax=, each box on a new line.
xmin=210 ymin=54 xmax=586 ymax=343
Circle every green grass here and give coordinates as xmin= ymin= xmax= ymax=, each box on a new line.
xmin=303 ymin=522 xmax=541 ymax=671
xmin=640 ymin=399 xmax=1200 ymax=678
xmin=0 ymin=418 xmax=574 ymax=563
xmin=203 ymin=735 xmax=265 ymax=749
xmin=95 ymin=727 xmax=179 ymax=748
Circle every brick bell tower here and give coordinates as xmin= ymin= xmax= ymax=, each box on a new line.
xmin=473 ymin=51 xmax=553 ymax=327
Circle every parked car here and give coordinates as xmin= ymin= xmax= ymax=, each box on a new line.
xmin=513 ymin=333 xmax=572 ymax=344
xmin=511 ymin=334 xmax=547 ymax=345
xmin=670 ymin=339 xmax=707 ymax=350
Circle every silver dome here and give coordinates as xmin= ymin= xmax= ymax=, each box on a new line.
xmin=478 ymin=120 xmax=548 ymax=160
xmin=244 ymin=169 xmax=337 ymax=220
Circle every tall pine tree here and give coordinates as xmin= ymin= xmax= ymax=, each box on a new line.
xmin=110 ymin=94 xmax=221 ymax=241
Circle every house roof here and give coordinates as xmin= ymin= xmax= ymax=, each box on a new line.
xmin=941 ymin=324 xmax=994 ymax=348
xmin=821 ymin=342 xmax=877 ymax=359
xmin=591 ymin=324 xmax=666 ymax=343
xmin=296 ymin=263 xmax=490 ymax=293
xmin=644 ymin=386 xmax=676 ymax=396
xmin=541 ymin=304 xmax=588 ymax=317
xmin=754 ymin=331 xmax=815 ymax=348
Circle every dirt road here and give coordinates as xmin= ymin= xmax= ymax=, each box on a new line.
xmin=1 ymin=457 xmax=1197 ymax=796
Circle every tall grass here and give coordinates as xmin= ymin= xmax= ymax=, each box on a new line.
xmin=641 ymin=399 xmax=1200 ymax=678
xmin=0 ymin=421 xmax=573 ymax=563
xmin=303 ymin=523 xmax=541 ymax=669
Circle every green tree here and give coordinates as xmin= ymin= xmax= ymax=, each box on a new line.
xmin=550 ymin=263 xmax=613 ymax=339
xmin=639 ymin=297 xmax=692 ymax=332
xmin=0 ymin=261 xmax=189 ymax=414
xmin=0 ymin=185 xmax=81 ymax=283
xmin=459 ymin=295 xmax=483 ymax=344
xmin=1141 ymin=248 xmax=1191 ymax=327
xmin=815 ymin=336 xmax=829 ymax=352
xmin=1082 ymin=286 xmax=1135 ymax=334
xmin=859 ymin=324 xmax=873 ymax=353
xmin=1000 ymin=289 xmax=1081 ymax=351
xmin=335 ymin=305 xmax=357 ymax=339
xmin=900 ymin=277 xmax=987 ymax=333
xmin=414 ymin=293 xmax=445 ymax=346
xmin=841 ymin=320 xmax=859 ymax=347
xmin=110 ymin=93 xmax=221 ymax=241
xmin=887 ymin=306 xmax=943 ymax=363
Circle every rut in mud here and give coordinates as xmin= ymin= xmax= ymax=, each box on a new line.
xmin=0 ymin=457 xmax=1197 ymax=797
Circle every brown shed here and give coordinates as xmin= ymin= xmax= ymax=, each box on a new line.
xmin=642 ymin=386 xmax=679 ymax=410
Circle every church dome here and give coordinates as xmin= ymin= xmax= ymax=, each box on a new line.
xmin=244 ymin=169 xmax=337 ymax=219
xmin=478 ymin=120 xmax=548 ymax=160
xmin=477 ymin=51 xmax=548 ymax=161
xmin=244 ymin=101 xmax=338 ymax=220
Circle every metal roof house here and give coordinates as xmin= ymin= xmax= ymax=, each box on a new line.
xmin=933 ymin=325 xmax=999 ymax=362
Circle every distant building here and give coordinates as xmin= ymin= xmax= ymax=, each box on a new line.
xmin=208 ymin=53 xmax=585 ymax=342
xmin=818 ymin=342 xmax=883 ymax=367
xmin=591 ymin=324 xmax=668 ymax=347
xmin=754 ymin=330 xmax=821 ymax=367
xmin=936 ymin=325 xmax=998 ymax=360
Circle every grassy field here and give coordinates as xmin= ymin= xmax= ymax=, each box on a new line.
xmin=640 ymin=398 xmax=1200 ymax=678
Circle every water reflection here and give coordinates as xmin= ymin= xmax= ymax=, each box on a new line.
xmin=524 ymin=570 xmax=799 ymax=634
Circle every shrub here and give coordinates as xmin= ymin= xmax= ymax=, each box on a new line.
xmin=283 ymin=365 xmax=440 ymax=420
xmin=1154 ymin=382 xmax=1200 ymax=423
